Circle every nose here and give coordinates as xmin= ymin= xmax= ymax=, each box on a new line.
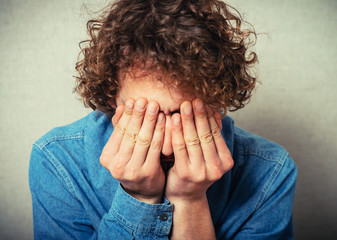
xmin=161 ymin=115 xmax=173 ymax=157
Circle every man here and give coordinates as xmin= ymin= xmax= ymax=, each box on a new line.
xmin=29 ymin=0 xmax=297 ymax=239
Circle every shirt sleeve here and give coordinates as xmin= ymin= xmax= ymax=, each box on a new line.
xmin=29 ymin=145 xmax=173 ymax=240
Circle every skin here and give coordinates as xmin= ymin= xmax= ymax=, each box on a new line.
xmin=100 ymin=72 xmax=234 ymax=239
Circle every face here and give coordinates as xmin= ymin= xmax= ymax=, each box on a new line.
xmin=116 ymin=71 xmax=194 ymax=159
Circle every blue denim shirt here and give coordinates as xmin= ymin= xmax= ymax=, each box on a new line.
xmin=29 ymin=111 xmax=297 ymax=239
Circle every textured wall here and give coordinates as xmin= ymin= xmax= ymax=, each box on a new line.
xmin=0 ymin=0 xmax=336 ymax=239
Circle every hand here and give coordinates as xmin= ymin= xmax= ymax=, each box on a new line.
xmin=100 ymin=98 xmax=166 ymax=204
xmin=165 ymin=98 xmax=234 ymax=202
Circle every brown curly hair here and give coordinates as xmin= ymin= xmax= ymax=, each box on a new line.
xmin=75 ymin=0 xmax=258 ymax=115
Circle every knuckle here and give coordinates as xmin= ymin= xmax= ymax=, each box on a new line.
xmin=196 ymin=112 xmax=208 ymax=120
xmin=225 ymin=157 xmax=234 ymax=171
xmin=110 ymin=161 xmax=124 ymax=178
xmin=177 ymin=169 xmax=190 ymax=181
xmin=99 ymin=154 xmax=108 ymax=167
xmin=185 ymin=136 xmax=200 ymax=146
xmin=194 ymin=169 xmax=206 ymax=183
xmin=133 ymin=109 xmax=145 ymax=119
xmin=125 ymin=130 xmax=138 ymax=143
xmin=114 ymin=124 xmax=126 ymax=134
xmin=125 ymin=167 xmax=141 ymax=181
xmin=209 ymin=165 xmax=224 ymax=180
xmin=151 ymin=139 xmax=163 ymax=151
xmin=173 ymin=141 xmax=186 ymax=151
xmin=172 ymin=127 xmax=181 ymax=133
xmin=211 ymin=125 xmax=221 ymax=137
xmin=199 ymin=131 xmax=213 ymax=143
xmin=155 ymin=123 xmax=165 ymax=132
xmin=124 ymin=108 xmax=133 ymax=116
xmin=145 ymin=114 xmax=157 ymax=123
xmin=137 ymin=135 xmax=151 ymax=148
xmin=144 ymin=171 xmax=156 ymax=182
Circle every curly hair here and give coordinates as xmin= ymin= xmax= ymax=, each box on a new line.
xmin=75 ymin=0 xmax=258 ymax=115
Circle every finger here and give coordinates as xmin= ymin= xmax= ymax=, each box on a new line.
xmin=171 ymin=113 xmax=189 ymax=169
xmin=100 ymin=99 xmax=134 ymax=166
xmin=192 ymin=99 xmax=219 ymax=164
xmin=112 ymin=105 xmax=125 ymax=127
xmin=113 ymin=99 xmax=134 ymax=137
xmin=180 ymin=101 xmax=204 ymax=166
xmin=119 ymin=98 xmax=147 ymax=163
xmin=214 ymin=111 xmax=223 ymax=130
xmin=130 ymin=101 xmax=159 ymax=166
xmin=161 ymin=115 xmax=172 ymax=156
xmin=208 ymin=113 xmax=233 ymax=171
xmin=145 ymin=112 xmax=166 ymax=170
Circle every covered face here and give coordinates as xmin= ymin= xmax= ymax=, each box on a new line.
xmin=116 ymin=70 xmax=194 ymax=163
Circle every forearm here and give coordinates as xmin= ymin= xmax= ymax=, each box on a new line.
xmin=169 ymin=195 xmax=216 ymax=240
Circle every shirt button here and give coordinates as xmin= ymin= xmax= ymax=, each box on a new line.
xmin=159 ymin=213 xmax=169 ymax=221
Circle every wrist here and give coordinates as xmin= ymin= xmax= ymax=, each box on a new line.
xmin=122 ymin=184 xmax=163 ymax=204
xmin=131 ymin=194 xmax=163 ymax=204
xmin=168 ymin=193 xmax=215 ymax=240
xmin=166 ymin=193 xmax=208 ymax=206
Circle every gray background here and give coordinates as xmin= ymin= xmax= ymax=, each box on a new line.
xmin=0 ymin=0 xmax=336 ymax=239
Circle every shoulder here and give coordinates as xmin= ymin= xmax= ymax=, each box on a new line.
xmin=230 ymin=125 xmax=297 ymax=209
xmin=29 ymin=111 xmax=112 ymax=198
xmin=233 ymin=126 xmax=290 ymax=166
xmin=30 ymin=111 xmax=112 ymax=177
xmin=33 ymin=111 xmax=110 ymax=151
xmin=30 ymin=111 xmax=112 ymax=182
xmin=230 ymin=126 xmax=297 ymax=209
xmin=209 ymin=122 xmax=297 ymax=238
xmin=214 ymin=125 xmax=297 ymax=239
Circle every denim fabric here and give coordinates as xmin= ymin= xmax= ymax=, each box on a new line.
xmin=29 ymin=111 xmax=297 ymax=239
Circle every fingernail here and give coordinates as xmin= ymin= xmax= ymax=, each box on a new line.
xmin=173 ymin=115 xmax=181 ymax=125
xmin=147 ymin=102 xmax=158 ymax=115
xmin=183 ymin=102 xmax=192 ymax=115
xmin=135 ymin=98 xmax=146 ymax=111
xmin=125 ymin=99 xmax=134 ymax=111
xmin=193 ymin=98 xmax=204 ymax=112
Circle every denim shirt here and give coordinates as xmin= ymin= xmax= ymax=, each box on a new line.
xmin=29 ymin=111 xmax=297 ymax=239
